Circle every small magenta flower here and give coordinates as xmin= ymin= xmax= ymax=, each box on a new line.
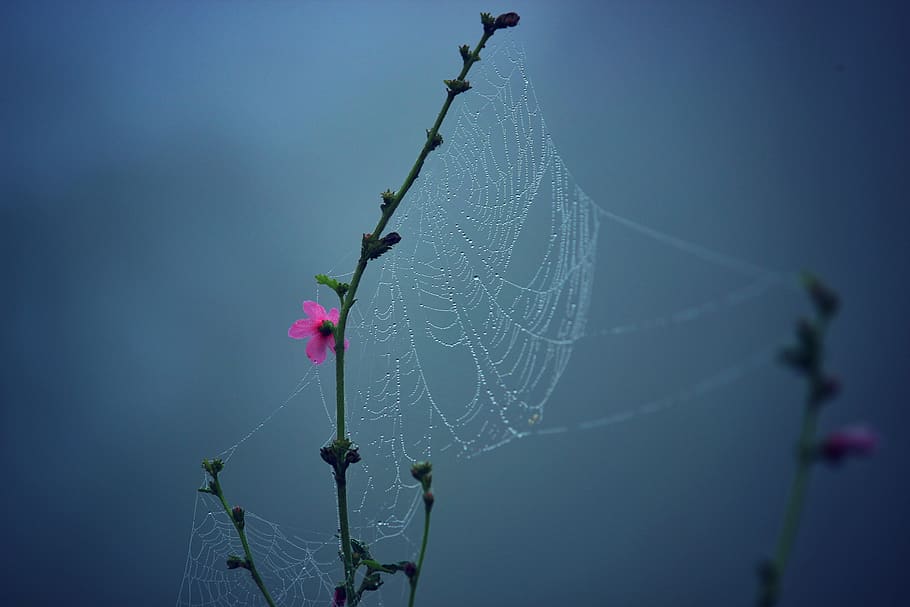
xmin=288 ymin=300 xmax=349 ymax=365
xmin=819 ymin=426 xmax=879 ymax=464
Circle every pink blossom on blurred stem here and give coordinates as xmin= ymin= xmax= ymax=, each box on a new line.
xmin=820 ymin=426 xmax=879 ymax=464
xmin=288 ymin=300 xmax=350 ymax=365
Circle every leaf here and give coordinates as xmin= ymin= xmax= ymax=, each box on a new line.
xmin=315 ymin=274 xmax=350 ymax=298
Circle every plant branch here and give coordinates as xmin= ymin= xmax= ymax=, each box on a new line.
xmin=325 ymin=13 xmax=518 ymax=605
xmin=758 ymin=274 xmax=841 ymax=607
xmin=199 ymin=459 xmax=277 ymax=607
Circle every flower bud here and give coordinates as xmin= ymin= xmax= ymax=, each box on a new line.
xmin=410 ymin=461 xmax=433 ymax=491
xmin=819 ymin=426 xmax=878 ymax=464
xmin=494 ymin=12 xmax=521 ymax=29
xmin=804 ymin=273 xmax=839 ymax=318
xmin=345 ymin=447 xmax=362 ymax=465
xmin=320 ymin=445 xmax=337 ymax=466
xmin=482 ymin=11 xmax=520 ymax=35
xmin=404 ymin=561 xmax=417 ymax=579
xmin=202 ymin=458 xmax=224 ymax=477
xmin=232 ymin=505 xmax=245 ymax=528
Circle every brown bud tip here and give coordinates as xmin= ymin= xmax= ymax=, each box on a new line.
xmin=423 ymin=491 xmax=435 ymax=511
xmin=494 ymin=12 xmax=520 ymax=29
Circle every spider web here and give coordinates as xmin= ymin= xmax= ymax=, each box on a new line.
xmin=178 ymin=38 xmax=791 ymax=606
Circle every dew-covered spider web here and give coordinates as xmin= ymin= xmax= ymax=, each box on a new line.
xmin=179 ymin=38 xmax=795 ymax=606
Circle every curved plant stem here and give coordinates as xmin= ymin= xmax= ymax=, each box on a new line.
xmin=330 ymin=26 xmax=496 ymax=606
xmin=759 ymin=404 xmax=820 ymax=606
xmin=215 ymin=491 xmax=277 ymax=607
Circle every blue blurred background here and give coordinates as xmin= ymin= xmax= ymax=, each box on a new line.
xmin=2 ymin=1 xmax=908 ymax=605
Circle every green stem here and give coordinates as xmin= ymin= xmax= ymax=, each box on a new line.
xmin=772 ymin=405 xmax=819 ymax=574
xmin=408 ymin=507 xmax=433 ymax=607
xmin=213 ymin=480 xmax=277 ymax=607
xmin=329 ymin=26 xmax=494 ymax=607
xmin=759 ymin=317 xmax=829 ymax=606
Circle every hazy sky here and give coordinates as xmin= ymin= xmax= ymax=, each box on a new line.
xmin=2 ymin=1 xmax=908 ymax=606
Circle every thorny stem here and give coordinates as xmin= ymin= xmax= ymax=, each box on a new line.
xmin=331 ymin=23 xmax=499 ymax=606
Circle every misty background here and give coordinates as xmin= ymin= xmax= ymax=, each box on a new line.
xmin=2 ymin=1 xmax=908 ymax=605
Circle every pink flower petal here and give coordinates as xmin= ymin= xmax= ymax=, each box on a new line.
xmin=303 ymin=300 xmax=327 ymax=321
xmin=327 ymin=307 xmax=340 ymax=324
xmin=821 ymin=425 xmax=879 ymax=463
xmin=288 ymin=318 xmax=318 ymax=339
xmin=327 ymin=337 xmax=350 ymax=353
xmin=306 ymin=334 xmax=330 ymax=365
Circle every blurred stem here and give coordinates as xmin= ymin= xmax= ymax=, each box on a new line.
xmin=759 ymin=318 xmax=828 ymax=607
xmin=765 ymin=404 xmax=819 ymax=605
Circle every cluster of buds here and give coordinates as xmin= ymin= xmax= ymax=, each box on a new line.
xmin=198 ymin=458 xmax=225 ymax=495
xmin=780 ymin=275 xmax=878 ymax=466
xmin=411 ymin=461 xmax=434 ymax=512
xmin=320 ymin=437 xmax=362 ymax=484
xmin=362 ymin=231 xmax=402 ymax=261
xmin=779 ymin=276 xmax=842 ymax=409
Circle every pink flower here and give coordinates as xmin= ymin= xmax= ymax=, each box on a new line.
xmin=288 ymin=300 xmax=349 ymax=365
xmin=819 ymin=426 xmax=879 ymax=464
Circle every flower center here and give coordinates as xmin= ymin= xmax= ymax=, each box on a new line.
xmin=318 ymin=320 xmax=335 ymax=337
